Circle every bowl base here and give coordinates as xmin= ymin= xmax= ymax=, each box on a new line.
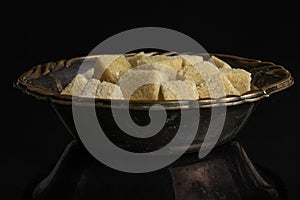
xmin=24 ymin=140 xmax=285 ymax=200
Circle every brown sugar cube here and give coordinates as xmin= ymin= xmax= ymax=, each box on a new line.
xmin=177 ymin=61 xmax=220 ymax=85
xmin=82 ymin=68 xmax=94 ymax=79
xmin=61 ymin=74 xmax=88 ymax=96
xmin=93 ymin=55 xmax=131 ymax=84
xmin=136 ymin=55 xmax=183 ymax=71
xmin=209 ymin=55 xmax=232 ymax=69
xmin=127 ymin=52 xmax=158 ymax=67
xmin=220 ymin=68 xmax=251 ymax=94
xmin=119 ymin=70 xmax=168 ymax=100
xmin=179 ymin=54 xmax=204 ymax=66
xmin=81 ymin=78 xmax=100 ymax=98
xmin=160 ymin=80 xmax=199 ymax=100
xmin=197 ymin=74 xmax=240 ymax=99
xmin=135 ymin=63 xmax=178 ymax=80
xmin=127 ymin=52 xmax=147 ymax=67
xmin=96 ymin=81 xmax=124 ymax=99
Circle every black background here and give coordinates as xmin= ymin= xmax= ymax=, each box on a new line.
xmin=5 ymin=1 xmax=300 ymax=199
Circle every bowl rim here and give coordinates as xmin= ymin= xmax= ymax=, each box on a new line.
xmin=14 ymin=53 xmax=294 ymax=110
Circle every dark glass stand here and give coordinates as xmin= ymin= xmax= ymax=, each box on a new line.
xmin=24 ymin=141 xmax=286 ymax=200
